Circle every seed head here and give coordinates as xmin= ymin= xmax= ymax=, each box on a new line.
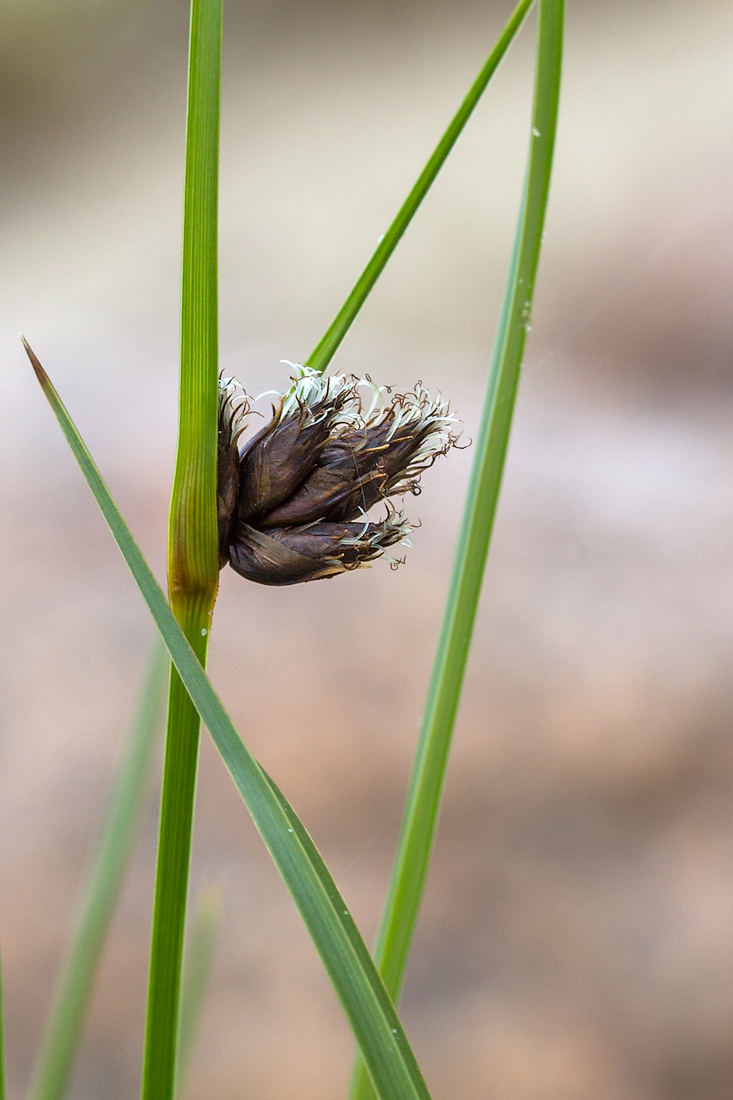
xmin=218 ymin=365 xmax=459 ymax=586
xmin=217 ymin=377 xmax=248 ymax=567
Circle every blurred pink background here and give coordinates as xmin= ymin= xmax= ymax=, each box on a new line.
xmin=1 ymin=1 xmax=733 ymax=1098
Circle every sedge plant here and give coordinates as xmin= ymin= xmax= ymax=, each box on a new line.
xmin=16 ymin=0 xmax=563 ymax=1096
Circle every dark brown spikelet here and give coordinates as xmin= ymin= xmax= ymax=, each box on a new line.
xmin=228 ymin=515 xmax=409 ymax=586
xmin=236 ymin=374 xmax=356 ymax=523
xmin=217 ymin=366 xmax=459 ymax=586
xmin=217 ymin=378 xmax=247 ymax=567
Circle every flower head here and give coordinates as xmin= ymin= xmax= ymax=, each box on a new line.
xmin=217 ymin=376 xmax=248 ymax=566
xmin=218 ymin=365 xmax=459 ymax=586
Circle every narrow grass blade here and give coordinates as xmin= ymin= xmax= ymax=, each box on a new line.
xmin=176 ymin=886 xmax=220 ymax=1094
xmin=26 ymin=643 xmax=167 ymax=1100
xmin=142 ymin=0 xmax=222 ymax=1095
xmin=0 ymin=943 xmax=6 ymax=1100
xmin=23 ymin=339 xmax=432 ymax=1100
xmin=306 ymin=0 xmax=535 ymax=374
xmin=351 ymin=2 xmax=564 ymax=1098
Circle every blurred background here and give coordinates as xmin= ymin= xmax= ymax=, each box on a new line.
xmin=1 ymin=1 xmax=732 ymax=1097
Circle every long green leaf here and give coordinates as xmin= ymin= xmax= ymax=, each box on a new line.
xmin=306 ymin=0 xmax=535 ymax=374
xmin=23 ymin=338 xmax=431 ymax=1100
xmin=27 ymin=643 xmax=167 ymax=1100
xmin=351 ymin=3 xmax=564 ymax=1098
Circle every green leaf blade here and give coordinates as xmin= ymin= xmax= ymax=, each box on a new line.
xmin=350 ymin=1 xmax=564 ymax=1097
xmin=306 ymin=0 xmax=536 ymax=374
xmin=25 ymin=344 xmax=432 ymax=1100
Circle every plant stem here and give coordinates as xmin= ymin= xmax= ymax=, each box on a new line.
xmin=141 ymin=632 xmax=207 ymax=1100
xmin=306 ymin=0 xmax=535 ymax=374
xmin=350 ymin=2 xmax=564 ymax=1097
xmin=141 ymin=0 xmax=221 ymax=1096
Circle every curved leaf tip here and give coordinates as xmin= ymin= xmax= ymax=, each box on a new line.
xmin=22 ymin=336 xmax=51 ymax=390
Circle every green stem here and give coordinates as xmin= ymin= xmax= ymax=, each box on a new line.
xmin=306 ymin=0 xmax=535 ymax=374
xmin=168 ymin=0 xmax=221 ymax=610
xmin=141 ymin=629 xmax=207 ymax=1100
xmin=28 ymin=644 xmax=166 ymax=1100
xmin=350 ymin=2 xmax=564 ymax=1098
xmin=141 ymin=0 xmax=221 ymax=1095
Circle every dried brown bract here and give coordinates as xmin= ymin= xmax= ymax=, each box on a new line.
xmin=217 ymin=365 xmax=459 ymax=586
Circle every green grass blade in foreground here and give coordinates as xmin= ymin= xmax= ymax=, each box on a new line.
xmin=23 ymin=342 xmax=432 ymax=1100
xmin=0 ymin=944 xmax=6 ymax=1100
xmin=351 ymin=2 xmax=564 ymax=1098
xmin=142 ymin=0 xmax=221 ymax=1096
xmin=176 ymin=887 xmax=220 ymax=1093
xmin=306 ymin=0 xmax=535 ymax=374
xmin=27 ymin=643 xmax=167 ymax=1100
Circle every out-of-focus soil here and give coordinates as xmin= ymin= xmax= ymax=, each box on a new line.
xmin=1 ymin=2 xmax=732 ymax=1098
